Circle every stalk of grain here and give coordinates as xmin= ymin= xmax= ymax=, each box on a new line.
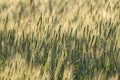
xmin=30 ymin=0 xmax=34 ymax=12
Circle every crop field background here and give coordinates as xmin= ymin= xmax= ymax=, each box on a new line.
xmin=0 ymin=0 xmax=120 ymax=80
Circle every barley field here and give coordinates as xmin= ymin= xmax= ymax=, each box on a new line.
xmin=0 ymin=0 xmax=120 ymax=80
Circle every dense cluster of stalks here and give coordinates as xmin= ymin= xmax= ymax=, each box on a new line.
xmin=0 ymin=0 xmax=120 ymax=80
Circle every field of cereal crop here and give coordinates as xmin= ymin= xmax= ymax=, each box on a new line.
xmin=0 ymin=0 xmax=120 ymax=80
